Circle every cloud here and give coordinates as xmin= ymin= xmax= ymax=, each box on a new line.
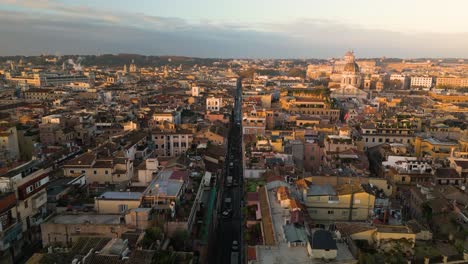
xmin=1 ymin=2 xmax=468 ymax=58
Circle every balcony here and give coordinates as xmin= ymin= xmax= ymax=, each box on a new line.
xmin=31 ymin=191 xmax=47 ymax=210
xmin=30 ymin=211 xmax=48 ymax=226
xmin=0 ymin=221 xmax=22 ymax=251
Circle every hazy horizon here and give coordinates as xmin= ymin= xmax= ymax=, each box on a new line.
xmin=2 ymin=0 xmax=468 ymax=58
xmin=1 ymin=53 xmax=468 ymax=61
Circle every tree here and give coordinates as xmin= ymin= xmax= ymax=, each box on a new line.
xmin=152 ymin=251 xmax=175 ymax=264
xmin=288 ymin=68 xmax=306 ymax=78
xmin=256 ymin=69 xmax=281 ymax=76
xmin=384 ymin=79 xmax=403 ymax=90
xmin=421 ymin=203 xmax=433 ymax=223
xmin=141 ymin=227 xmax=163 ymax=249
xmin=436 ymin=84 xmax=455 ymax=90
xmin=239 ymin=68 xmax=255 ymax=79
xmin=171 ymin=229 xmax=189 ymax=251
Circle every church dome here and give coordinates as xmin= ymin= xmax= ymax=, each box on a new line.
xmin=343 ymin=62 xmax=360 ymax=73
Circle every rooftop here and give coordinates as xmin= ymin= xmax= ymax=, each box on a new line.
xmin=0 ymin=159 xmax=42 ymax=178
xmin=309 ymin=229 xmax=337 ymax=250
xmin=307 ymin=184 xmax=336 ymax=196
xmin=376 ymin=225 xmax=413 ymax=234
xmin=143 ymin=174 xmax=184 ymax=198
xmin=283 ymin=224 xmax=308 ymax=243
xmin=97 ymin=191 xmax=142 ymax=200
xmin=64 ymin=152 xmax=96 ymax=167
xmin=48 ymin=214 xmax=122 ymax=225
xmin=335 ymin=222 xmax=375 ymax=236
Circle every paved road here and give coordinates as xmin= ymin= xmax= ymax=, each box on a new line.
xmin=208 ymin=79 xmax=243 ymax=264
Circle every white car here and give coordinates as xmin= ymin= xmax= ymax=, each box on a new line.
xmin=232 ymin=240 xmax=239 ymax=251
xmin=222 ymin=209 xmax=232 ymax=218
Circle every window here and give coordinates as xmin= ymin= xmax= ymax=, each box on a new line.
xmin=310 ymin=156 xmax=315 ymax=161
xmin=105 ymin=170 xmax=109 ymax=175
xmin=118 ymin=204 xmax=128 ymax=212
xmin=401 ymin=176 xmax=406 ymax=182
xmin=24 ymin=200 xmax=28 ymax=208
xmin=70 ymin=170 xmax=75 ymax=174
xmin=26 ymin=186 xmax=33 ymax=194
xmin=74 ymin=227 xmax=81 ymax=233
xmin=327 ymin=210 xmax=334 ymax=215
xmin=94 ymin=170 xmax=97 ymax=175
xmin=81 ymin=170 xmax=85 ymax=174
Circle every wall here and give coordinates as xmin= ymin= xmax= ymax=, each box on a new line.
xmin=305 ymin=192 xmax=375 ymax=221
xmin=304 ymin=142 xmax=321 ymax=172
xmin=307 ymin=243 xmax=337 ymax=260
xmin=94 ymin=199 xmax=141 ymax=214
xmin=0 ymin=127 xmax=20 ymax=161
xmin=65 ymin=163 xmax=131 ymax=185
xmin=166 ymin=221 xmax=188 ymax=237
xmin=368 ymin=178 xmax=393 ymax=197
xmin=415 ymin=230 xmax=432 ymax=241
xmin=244 ymin=169 xmax=266 ymax=179
xmin=374 ymin=231 xmax=416 ymax=248
xmin=124 ymin=210 xmax=151 ymax=230
xmin=308 ymin=176 xmax=368 ymax=187
xmin=17 ymin=189 xmax=47 ymax=232
xmin=349 ymin=230 xmax=376 ymax=244
xmin=41 ymin=222 xmax=129 ymax=247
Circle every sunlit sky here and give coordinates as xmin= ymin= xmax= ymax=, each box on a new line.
xmin=1 ymin=0 xmax=468 ymax=58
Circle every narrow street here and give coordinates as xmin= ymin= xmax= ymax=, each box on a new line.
xmin=208 ymin=78 xmax=243 ymax=264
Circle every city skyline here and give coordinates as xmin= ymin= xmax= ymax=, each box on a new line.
xmin=1 ymin=0 xmax=468 ymax=58
xmin=1 ymin=2 xmax=468 ymax=263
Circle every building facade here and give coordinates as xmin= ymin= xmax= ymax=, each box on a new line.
xmin=410 ymin=76 xmax=433 ymax=88
xmin=206 ymin=97 xmax=223 ymax=112
xmin=151 ymin=130 xmax=193 ymax=157
xmin=303 ymin=183 xmax=375 ymax=224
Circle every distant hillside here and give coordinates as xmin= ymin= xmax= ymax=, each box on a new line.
xmin=0 ymin=54 xmax=224 ymax=67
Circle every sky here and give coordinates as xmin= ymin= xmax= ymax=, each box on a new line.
xmin=1 ymin=0 xmax=468 ymax=58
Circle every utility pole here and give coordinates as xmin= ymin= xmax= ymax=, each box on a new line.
xmin=348 ymin=184 xmax=354 ymax=222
